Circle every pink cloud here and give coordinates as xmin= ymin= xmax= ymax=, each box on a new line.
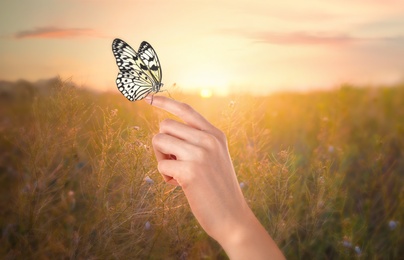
xmin=252 ymin=31 xmax=356 ymax=45
xmin=15 ymin=27 xmax=102 ymax=39
xmin=247 ymin=31 xmax=404 ymax=45
xmin=219 ymin=29 xmax=361 ymax=45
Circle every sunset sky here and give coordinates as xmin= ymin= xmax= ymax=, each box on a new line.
xmin=1 ymin=0 xmax=403 ymax=95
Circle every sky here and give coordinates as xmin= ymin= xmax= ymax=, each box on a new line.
xmin=1 ymin=0 xmax=404 ymax=95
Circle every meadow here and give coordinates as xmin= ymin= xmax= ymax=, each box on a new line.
xmin=1 ymin=78 xmax=403 ymax=259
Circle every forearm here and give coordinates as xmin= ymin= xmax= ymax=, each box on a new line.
xmin=218 ymin=205 xmax=285 ymax=260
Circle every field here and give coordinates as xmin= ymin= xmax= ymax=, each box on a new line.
xmin=1 ymin=78 xmax=403 ymax=259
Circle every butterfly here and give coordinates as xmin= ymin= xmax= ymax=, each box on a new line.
xmin=112 ymin=38 xmax=163 ymax=101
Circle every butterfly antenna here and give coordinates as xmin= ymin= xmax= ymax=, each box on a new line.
xmin=159 ymin=89 xmax=174 ymax=100
xmin=150 ymin=94 xmax=154 ymax=105
xmin=166 ymin=89 xmax=173 ymax=100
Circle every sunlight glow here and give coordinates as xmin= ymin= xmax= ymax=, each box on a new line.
xmin=1 ymin=0 xmax=403 ymax=93
xmin=200 ymin=88 xmax=213 ymax=98
xmin=179 ymin=66 xmax=230 ymax=95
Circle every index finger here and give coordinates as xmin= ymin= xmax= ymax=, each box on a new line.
xmin=145 ymin=95 xmax=215 ymax=131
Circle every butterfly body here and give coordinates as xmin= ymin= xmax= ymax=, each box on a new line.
xmin=112 ymin=39 xmax=163 ymax=101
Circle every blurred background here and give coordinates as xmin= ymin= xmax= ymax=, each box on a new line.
xmin=1 ymin=0 xmax=404 ymax=259
xmin=1 ymin=0 xmax=404 ymax=95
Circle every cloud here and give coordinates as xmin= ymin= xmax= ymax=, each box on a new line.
xmin=219 ymin=28 xmax=404 ymax=46
xmin=14 ymin=27 xmax=103 ymax=39
xmin=251 ymin=31 xmax=356 ymax=45
xmin=220 ymin=29 xmax=358 ymax=45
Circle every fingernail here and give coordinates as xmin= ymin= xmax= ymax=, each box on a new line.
xmin=144 ymin=96 xmax=152 ymax=104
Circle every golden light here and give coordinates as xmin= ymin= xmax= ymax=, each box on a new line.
xmin=179 ymin=64 xmax=230 ymax=96
xmin=200 ymin=88 xmax=213 ymax=98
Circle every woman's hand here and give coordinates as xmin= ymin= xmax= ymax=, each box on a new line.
xmin=147 ymin=96 xmax=285 ymax=259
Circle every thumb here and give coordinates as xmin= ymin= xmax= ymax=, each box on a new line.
xmin=157 ymin=160 xmax=187 ymax=186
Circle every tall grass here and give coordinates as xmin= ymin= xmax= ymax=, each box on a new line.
xmin=1 ymin=79 xmax=403 ymax=259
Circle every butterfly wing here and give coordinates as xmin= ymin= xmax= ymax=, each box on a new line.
xmin=116 ymin=71 xmax=153 ymax=101
xmin=138 ymin=41 xmax=162 ymax=85
xmin=112 ymin=38 xmax=157 ymax=101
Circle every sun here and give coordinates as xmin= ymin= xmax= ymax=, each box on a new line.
xmin=179 ymin=65 xmax=230 ymax=96
xmin=200 ymin=88 xmax=213 ymax=98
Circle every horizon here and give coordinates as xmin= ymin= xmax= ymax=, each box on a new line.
xmin=2 ymin=76 xmax=403 ymax=99
xmin=1 ymin=0 xmax=404 ymax=96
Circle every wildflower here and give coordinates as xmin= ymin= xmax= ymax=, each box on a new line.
xmin=144 ymin=176 xmax=154 ymax=184
xmin=388 ymin=220 xmax=398 ymax=230
xmin=328 ymin=145 xmax=335 ymax=153
xmin=318 ymin=176 xmax=325 ymax=184
xmin=247 ymin=140 xmax=255 ymax=151
xmin=145 ymin=221 xmax=151 ymax=230
xmin=76 ymin=162 xmax=85 ymax=170
xmin=239 ymin=182 xmax=246 ymax=189
xmin=134 ymin=140 xmax=142 ymax=147
xmin=342 ymin=237 xmax=352 ymax=248
xmin=342 ymin=240 xmax=352 ymax=248
xmin=67 ymin=190 xmax=76 ymax=210
xmin=72 ymin=231 xmax=80 ymax=246
xmin=355 ymin=245 xmax=361 ymax=256
xmin=278 ymin=150 xmax=288 ymax=161
xmin=110 ymin=109 xmax=118 ymax=117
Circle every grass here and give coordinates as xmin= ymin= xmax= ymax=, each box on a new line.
xmin=1 ymin=78 xmax=403 ymax=259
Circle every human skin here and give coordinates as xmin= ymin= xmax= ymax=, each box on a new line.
xmin=146 ymin=96 xmax=285 ymax=260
